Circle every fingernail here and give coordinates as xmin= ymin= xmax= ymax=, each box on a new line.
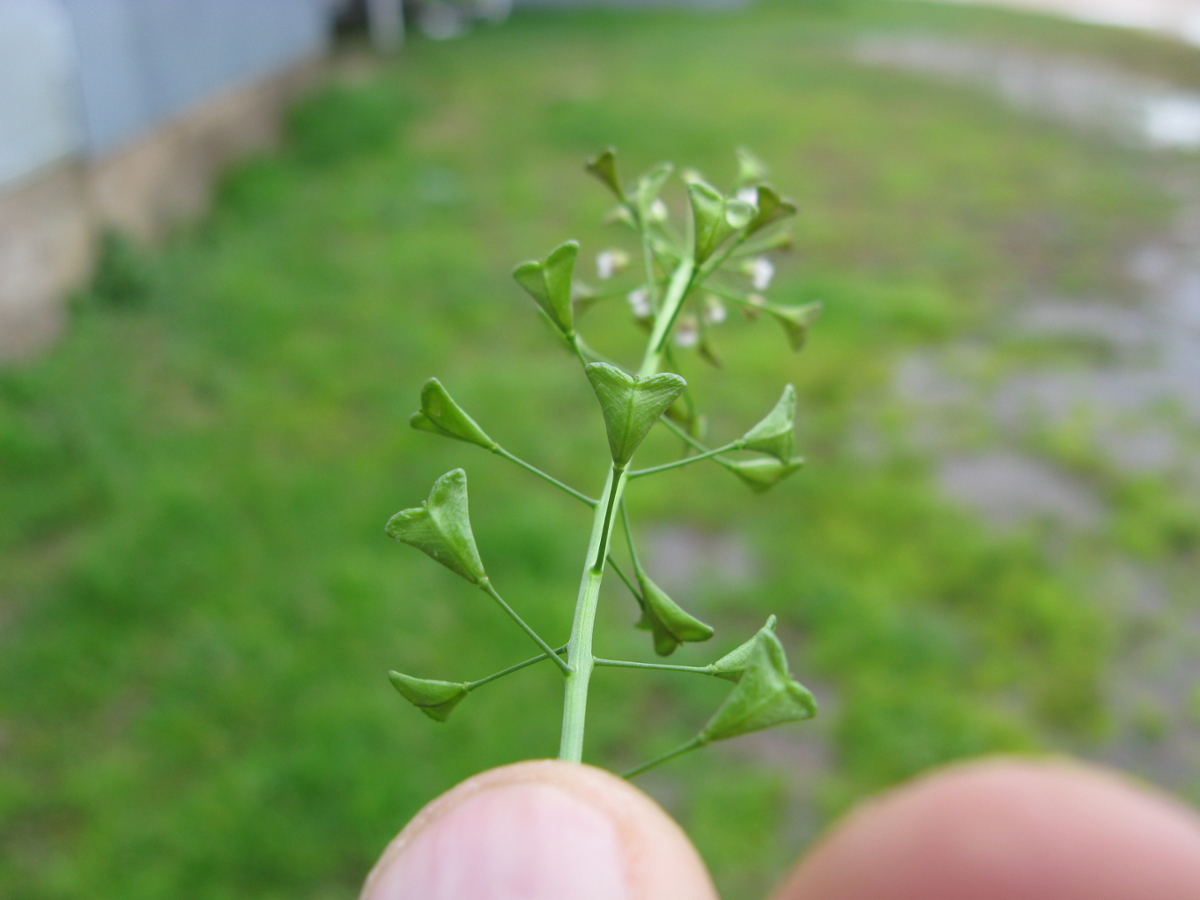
xmin=363 ymin=781 xmax=633 ymax=900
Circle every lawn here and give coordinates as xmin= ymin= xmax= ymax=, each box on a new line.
xmin=2 ymin=2 xmax=1196 ymax=897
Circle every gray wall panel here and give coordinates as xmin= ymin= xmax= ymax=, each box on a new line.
xmin=0 ymin=0 xmax=82 ymax=184
xmin=62 ymin=0 xmax=334 ymax=154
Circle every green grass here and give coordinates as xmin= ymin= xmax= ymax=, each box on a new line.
xmin=1 ymin=2 xmax=1191 ymax=897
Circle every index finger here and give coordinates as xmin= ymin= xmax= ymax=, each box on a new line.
xmin=771 ymin=758 xmax=1200 ymax=900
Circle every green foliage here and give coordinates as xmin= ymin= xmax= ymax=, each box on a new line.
xmin=86 ymin=229 xmax=153 ymax=307
xmin=0 ymin=2 xmax=1182 ymax=898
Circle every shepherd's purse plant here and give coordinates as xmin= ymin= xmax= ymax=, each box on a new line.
xmin=386 ymin=148 xmax=819 ymax=777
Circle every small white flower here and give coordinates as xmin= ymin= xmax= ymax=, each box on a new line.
xmin=747 ymin=256 xmax=774 ymax=291
xmin=703 ymin=294 xmax=727 ymax=325
xmin=737 ymin=187 xmax=759 ymax=206
xmin=596 ymin=249 xmax=629 ymax=281
xmin=627 ymin=287 xmax=652 ymax=319
xmin=572 ymin=280 xmax=596 ymax=302
xmin=674 ymin=315 xmax=699 ymax=348
xmin=648 ymin=199 xmax=668 ymax=222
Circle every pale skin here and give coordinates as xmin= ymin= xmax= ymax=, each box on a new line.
xmin=360 ymin=756 xmax=1200 ymax=900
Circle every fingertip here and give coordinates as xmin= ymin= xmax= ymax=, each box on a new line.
xmin=772 ymin=756 xmax=1200 ymax=900
xmin=361 ymin=759 xmax=717 ymax=900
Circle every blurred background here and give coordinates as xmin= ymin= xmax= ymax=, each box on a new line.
xmin=3 ymin=0 xmax=1200 ymax=897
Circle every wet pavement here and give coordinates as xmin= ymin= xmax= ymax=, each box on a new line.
xmin=858 ymin=34 xmax=1200 ymax=794
xmin=935 ymin=0 xmax=1200 ymax=45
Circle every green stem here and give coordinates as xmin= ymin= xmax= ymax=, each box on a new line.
xmin=606 ymin=554 xmax=641 ymax=601
xmin=639 ymin=258 xmax=696 ymax=377
xmin=623 ymin=736 xmax=705 ymax=779
xmin=660 ymin=415 xmax=714 ymax=455
xmin=559 ymin=466 xmax=628 ymax=760
xmin=696 ymin=231 xmax=749 ymax=284
xmin=642 ymin=232 xmax=662 ymax=315
xmin=593 ymin=658 xmax=715 ymax=675
xmin=560 ymin=215 xmax=707 ymax=763
xmin=627 ymin=441 xmax=743 ymax=478
xmin=619 ymin=501 xmax=642 ymax=574
xmin=479 ymin=579 xmax=572 ymax=675
xmin=574 ymin=336 xmax=621 ymax=367
xmin=731 ymin=231 xmax=791 ymax=259
xmin=701 ymin=281 xmax=760 ymax=309
xmin=592 ymin=465 xmax=624 ymax=574
xmin=569 ymin=334 xmax=590 ymax=369
xmin=492 ymin=446 xmax=597 ymax=507
xmin=466 ymin=645 xmax=569 ymax=691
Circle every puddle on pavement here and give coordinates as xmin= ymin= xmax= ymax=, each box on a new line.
xmin=854 ymin=35 xmax=1200 ymax=150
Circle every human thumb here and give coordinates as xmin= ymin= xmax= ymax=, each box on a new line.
xmin=360 ymin=759 xmax=719 ymax=900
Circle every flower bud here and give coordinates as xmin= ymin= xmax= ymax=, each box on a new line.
xmin=409 ymin=378 xmax=497 ymax=450
xmin=513 ymin=240 xmax=579 ymax=337
xmin=709 ymin=616 xmax=778 ymax=681
xmin=585 ymin=147 xmax=625 ymax=201
xmin=385 ymin=469 xmax=487 ymax=584
xmin=767 ymin=301 xmax=822 ymax=352
xmin=740 ymin=384 xmax=796 ymax=463
xmin=697 ymin=629 xmax=816 ymax=744
xmin=388 ymin=671 xmax=470 ymax=722
xmin=634 ymin=571 xmax=714 ymax=657
xmin=723 ymin=457 xmax=804 ymax=493
xmin=584 ymin=363 xmax=686 ymax=468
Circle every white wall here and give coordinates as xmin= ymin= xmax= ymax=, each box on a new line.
xmin=0 ymin=0 xmax=81 ymax=185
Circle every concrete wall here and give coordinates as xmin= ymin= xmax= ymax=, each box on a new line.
xmin=0 ymin=1 xmax=338 ymax=358
xmin=0 ymin=1 xmax=81 ymax=186
xmin=513 ymin=0 xmax=746 ymax=7
xmin=63 ymin=0 xmax=333 ymax=156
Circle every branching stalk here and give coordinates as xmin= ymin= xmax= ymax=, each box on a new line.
xmin=479 ymin=579 xmax=572 ymax=675
xmin=623 ymin=736 xmax=704 ymax=779
xmin=559 ymin=466 xmax=628 ymax=760
xmin=467 ymin=645 xmax=569 ymax=691
xmin=492 ymin=445 xmax=598 ymax=507
xmin=627 ymin=441 xmax=743 ymax=478
xmin=593 ymin=658 xmax=716 ymax=675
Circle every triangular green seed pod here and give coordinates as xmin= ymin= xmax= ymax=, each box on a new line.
xmin=735 ymin=146 xmax=769 ymax=187
xmin=513 ymin=240 xmax=579 ymax=337
xmin=688 ymin=180 xmax=756 ymax=264
xmin=409 ymin=378 xmax=497 ymax=450
xmin=746 ymin=185 xmax=797 ymax=235
xmin=635 ymin=571 xmax=714 ymax=657
xmin=584 ymin=362 xmax=686 ymax=468
xmin=767 ymin=302 xmax=822 ymax=352
xmin=710 ymin=615 xmax=778 ymax=681
xmin=724 ymin=457 xmax=804 ymax=493
xmin=635 ymin=162 xmax=673 ymax=223
xmin=740 ymin=385 xmax=796 ymax=463
xmin=585 ymin=148 xmax=625 ymax=202
xmin=385 ymin=469 xmax=487 ymax=584
xmin=388 ymin=671 xmax=470 ymax=722
xmin=698 ymin=631 xmax=816 ymax=744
